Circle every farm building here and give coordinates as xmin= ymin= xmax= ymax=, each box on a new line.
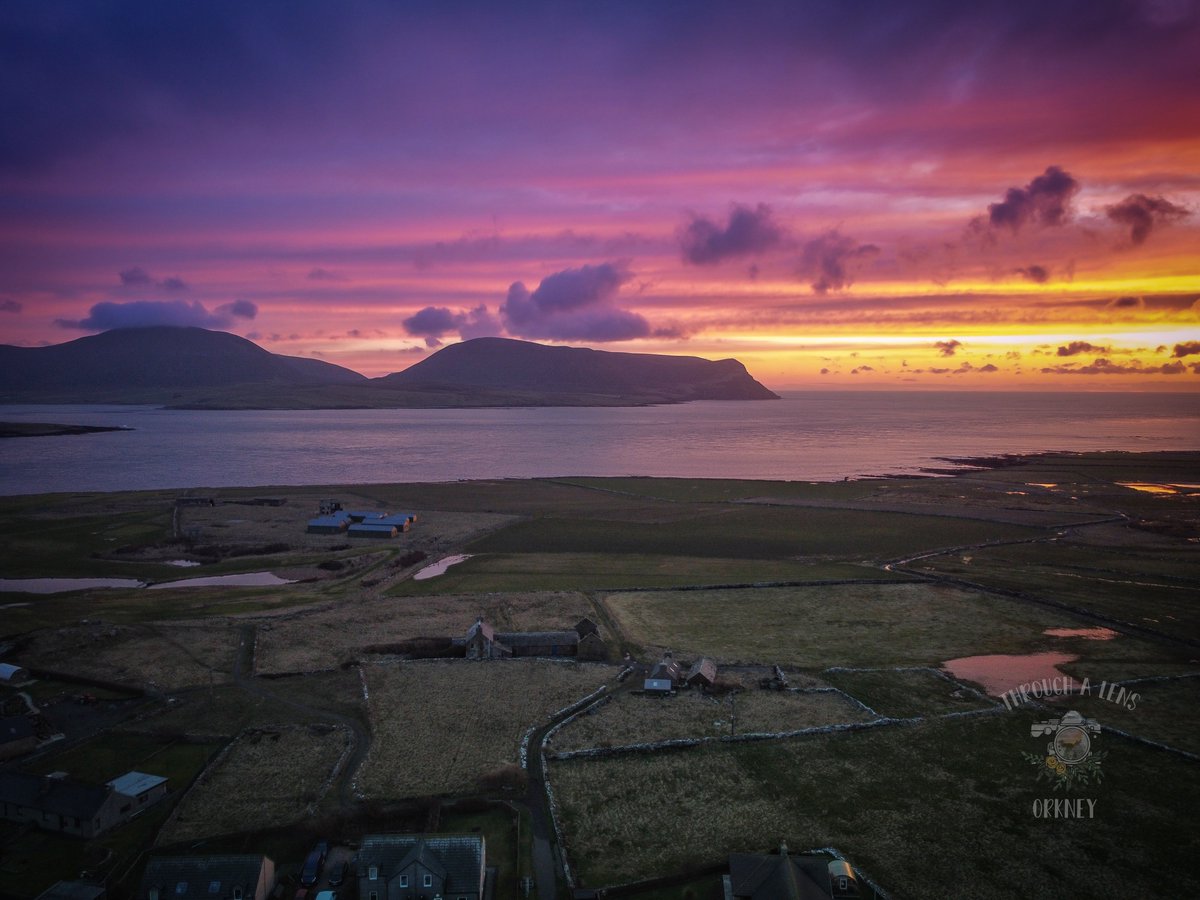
xmin=306 ymin=513 xmax=350 ymax=534
xmin=0 ymin=663 xmax=29 ymax=684
xmin=358 ymin=834 xmax=490 ymax=900
xmin=376 ymin=513 xmax=414 ymax=531
xmin=137 ymin=855 xmax=275 ymax=900
xmin=643 ymin=678 xmax=673 ymax=695
xmin=649 ymin=652 xmax=683 ymax=685
xmin=726 ymin=846 xmax=861 ymax=899
xmin=0 ymin=772 xmax=129 ymax=838
xmin=0 ymin=716 xmax=37 ymax=761
xmin=107 ymin=771 xmax=169 ymax=814
xmin=34 ymin=883 xmax=107 ymax=900
xmin=346 ymin=510 xmax=385 ymax=522
xmin=349 ymin=522 xmax=399 ymax=539
xmin=460 ymin=618 xmax=607 ymax=660
xmin=686 ymin=658 xmax=719 ymax=688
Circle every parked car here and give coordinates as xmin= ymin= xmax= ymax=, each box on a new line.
xmin=299 ymin=841 xmax=329 ymax=887
xmin=328 ymin=861 xmax=348 ymax=887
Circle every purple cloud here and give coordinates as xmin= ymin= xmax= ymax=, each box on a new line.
xmin=0 ymin=299 xmax=21 ymax=313
xmin=1105 ymin=194 xmax=1189 ymax=246
xmin=1057 ymin=341 xmax=1111 ymax=357
xmin=680 ymin=203 xmax=786 ymax=265
xmin=797 ymin=230 xmax=880 ymax=295
xmin=402 ymin=305 xmax=500 ymax=347
xmin=985 ymin=166 xmax=1080 ymax=232
xmin=55 ymin=299 xmax=257 ymax=332
xmin=935 ymin=339 xmax=962 ymax=357
xmin=119 ymin=267 xmax=188 ymax=291
xmin=500 ymin=262 xmax=651 ymax=342
xmin=1014 ymin=264 xmax=1050 ymax=283
xmin=1173 ymin=341 xmax=1200 ymax=358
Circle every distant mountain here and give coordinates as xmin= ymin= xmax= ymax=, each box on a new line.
xmin=0 ymin=329 xmax=777 ymax=407
xmin=377 ymin=337 xmax=780 ymax=402
xmin=0 ymin=327 xmax=365 ymax=400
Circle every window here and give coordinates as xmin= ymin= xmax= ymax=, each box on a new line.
xmin=368 ymin=866 xmax=379 ymax=880
xmin=208 ymin=882 xmax=221 ymax=894
xmin=423 ymin=874 xmax=433 ymax=888
xmin=175 ymin=883 xmax=188 ymax=895
xmin=368 ymin=893 xmax=378 ymax=900
xmin=233 ymin=889 xmax=243 ymax=900
xmin=399 ymin=875 xmax=408 ymax=887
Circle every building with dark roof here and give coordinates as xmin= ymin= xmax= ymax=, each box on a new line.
xmin=686 ymin=658 xmax=719 ymax=688
xmin=358 ymin=834 xmax=491 ymax=900
xmin=107 ymin=771 xmax=169 ymax=814
xmin=137 ymin=855 xmax=275 ymax=900
xmin=34 ymin=882 xmax=106 ymax=900
xmin=0 ymin=772 xmax=127 ymax=839
xmin=349 ymin=522 xmax=399 ymax=539
xmin=461 ymin=617 xmax=606 ymax=661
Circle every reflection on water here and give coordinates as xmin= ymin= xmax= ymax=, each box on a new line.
xmin=942 ymin=651 xmax=1078 ymax=696
xmin=166 ymin=560 xmax=202 ymax=567
xmin=147 ymin=572 xmax=294 ymax=589
xmin=0 ymin=577 xmax=146 ymax=594
xmin=412 ymin=554 xmax=473 ymax=581
xmin=1044 ymin=627 xmax=1118 ymax=640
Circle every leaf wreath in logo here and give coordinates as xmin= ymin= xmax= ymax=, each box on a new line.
xmin=1022 ymin=710 xmax=1106 ymax=792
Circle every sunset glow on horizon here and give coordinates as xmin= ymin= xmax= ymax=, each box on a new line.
xmin=2 ymin=1 xmax=1198 ymax=389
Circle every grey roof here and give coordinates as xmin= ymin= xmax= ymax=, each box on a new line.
xmin=396 ymin=839 xmax=448 ymax=880
xmin=650 ymin=658 xmax=682 ymax=682
xmin=358 ymin=834 xmax=484 ymax=892
xmin=0 ymin=663 xmax=28 ymax=681
xmin=466 ymin=619 xmax=495 ymax=641
xmin=495 ymin=631 xmax=579 ymax=647
xmin=138 ymin=855 xmax=271 ymax=900
xmin=108 ymin=772 xmax=167 ymax=797
xmin=307 ymin=516 xmax=348 ymax=527
xmin=0 ymin=715 xmax=35 ymax=744
xmin=34 ymin=882 xmax=106 ymax=900
xmin=644 ymin=679 xmax=673 ymax=692
xmin=0 ymin=771 xmax=112 ymax=819
xmin=574 ymin=617 xmax=599 ymax=638
xmin=729 ymin=852 xmax=833 ymax=900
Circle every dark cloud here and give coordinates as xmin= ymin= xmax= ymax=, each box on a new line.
xmin=819 ymin=367 xmax=830 ymax=375
xmin=1105 ymin=194 xmax=1189 ymax=246
xmin=307 ymin=267 xmax=346 ymax=281
xmin=979 ymin=364 xmax=999 ymax=372
xmin=0 ymin=299 xmax=21 ymax=313
xmin=1041 ymin=359 xmax=1188 ymax=375
xmin=1173 ymin=341 xmax=1200 ymax=358
xmin=501 ymin=262 xmax=651 ymax=342
xmin=935 ymin=339 xmax=962 ymax=357
xmin=797 ymin=230 xmax=879 ymax=295
xmin=1057 ymin=341 xmax=1111 ymax=357
xmin=984 ymin=166 xmax=1080 ymax=232
xmin=680 ymin=203 xmax=786 ymax=266
xmin=402 ymin=304 xmax=501 ymax=347
xmin=1014 ymin=264 xmax=1050 ymax=283
xmin=55 ymin=299 xmax=257 ymax=332
xmin=1108 ymin=296 xmax=1144 ymax=310
xmin=119 ymin=267 xmax=187 ymax=291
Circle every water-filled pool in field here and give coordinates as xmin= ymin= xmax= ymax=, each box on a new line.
xmin=0 ymin=577 xmax=146 ymax=594
xmin=147 ymin=572 xmax=295 ymax=589
xmin=412 ymin=554 xmax=473 ymax=580
xmin=942 ymin=652 xmax=1079 ymax=696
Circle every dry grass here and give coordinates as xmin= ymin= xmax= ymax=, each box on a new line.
xmin=159 ymin=724 xmax=350 ymax=842
xmin=19 ymin=622 xmax=238 ymax=689
xmin=358 ymin=659 xmax=615 ymax=799
xmin=253 ymin=591 xmax=599 ymax=674
xmin=605 ymin=582 xmax=1109 ymax=668
xmin=550 ymin=688 xmax=870 ymax=752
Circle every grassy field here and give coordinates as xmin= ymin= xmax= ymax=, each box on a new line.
xmin=159 ymin=724 xmax=351 ymax=842
xmin=821 ymin=668 xmax=997 ymax=718
xmin=19 ymin=621 xmax=239 ymax=690
xmin=254 ymin=590 xmax=601 ymax=673
xmin=550 ymin=714 xmax=1200 ymax=895
xmin=470 ymin=505 xmax=1043 ymax=562
xmin=550 ymin=687 xmax=872 ymax=752
xmin=358 ymin=659 xmax=614 ymax=798
xmin=391 ymin=552 xmax=892 ymax=595
xmin=1045 ymin=675 xmax=1200 ymax=756
xmin=603 ymin=581 xmax=1157 ymax=668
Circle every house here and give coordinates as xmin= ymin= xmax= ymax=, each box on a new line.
xmin=686 ymin=658 xmax=719 ymax=689
xmin=461 ymin=618 xmax=606 ymax=661
xmin=464 ymin=619 xmax=511 ymax=659
xmin=649 ymin=652 xmax=682 ymax=685
xmin=108 ymin=771 xmax=169 ymax=814
xmin=0 ymin=772 xmax=129 ymax=838
xmin=725 ymin=846 xmax=861 ymax=900
xmin=0 ymin=716 xmax=38 ymax=761
xmin=0 ymin=662 xmax=29 ymax=683
xmin=137 ymin=855 xmax=275 ymax=900
xmin=358 ymin=833 xmax=491 ymax=900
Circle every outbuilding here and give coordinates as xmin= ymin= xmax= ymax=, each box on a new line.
xmin=108 ymin=772 xmax=169 ymax=815
xmin=643 ymin=678 xmax=673 ymax=695
xmin=348 ymin=523 xmax=398 ymax=539
xmin=686 ymin=658 xmax=718 ymax=689
xmin=0 ymin=663 xmax=29 ymax=684
xmin=306 ymin=515 xmax=350 ymax=535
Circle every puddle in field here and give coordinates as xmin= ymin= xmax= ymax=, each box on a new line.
xmin=942 ymin=652 xmax=1078 ymax=697
xmin=0 ymin=577 xmax=146 ymax=594
xmin=166 ymin=560 xmax=202 ymax=568
xmin=147 ymin=572 xmax=294 ymax=589
xmin=1044 ymin=627 xmax=1118 ymax=640
xmin=413 ymin=554 xmax=473 ymax=580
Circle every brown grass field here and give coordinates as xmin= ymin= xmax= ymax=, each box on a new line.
xmin=549 ymin=687 xmax=872 ymax=752
xmin=358 ymin=659 xmax=615 ymax=798
xmin=253 ymin=590 xmax=600 ymax=673
xmin=159 ymin=724 xmax=351 ymax=842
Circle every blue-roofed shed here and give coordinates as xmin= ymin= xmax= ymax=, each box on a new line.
xmin=108 ymin=772 xmax=168 ymax=811
xmin=375 ymin=514 xmax=412 ymax=531
xmin=346 ymin=510 xmax=385 ymax=522
xmin=348 ymin=523 xmax=398 ymax=539
xmin=307 ymin=515 xmax=349 ymax=535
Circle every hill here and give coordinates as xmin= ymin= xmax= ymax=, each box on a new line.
xmin=376 ymin=337 xmax=779 ymax=403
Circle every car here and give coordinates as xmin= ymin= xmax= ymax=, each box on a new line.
xmin=327 ymin=861 xmax=348 ymax=887
xmin=299 ymin=841 xmax=329 ymax=887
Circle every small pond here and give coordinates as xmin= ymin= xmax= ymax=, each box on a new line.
xmin=0 ymin=577 xmax=146 ymax=594
xmin=147 ymin=572 xmax=295 ymax=589
xmin=412 ymin=554 xmax=474 ymax=581
xmin=942 ymin=652 xmax=1078 ymax=697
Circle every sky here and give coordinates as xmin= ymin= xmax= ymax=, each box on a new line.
xmin=1 ymin=0 xmax=1198 ymax=389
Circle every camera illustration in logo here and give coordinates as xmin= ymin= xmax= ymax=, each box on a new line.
xmin=1024 ymin=710 xmax=1105 ymax=790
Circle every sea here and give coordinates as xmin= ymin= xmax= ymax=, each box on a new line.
xmin=0 ymin=392 xmax=1196 ymax=496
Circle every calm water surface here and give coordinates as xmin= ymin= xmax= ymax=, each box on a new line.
xmin=0 ymin=392 xmax=1195 ymax=495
